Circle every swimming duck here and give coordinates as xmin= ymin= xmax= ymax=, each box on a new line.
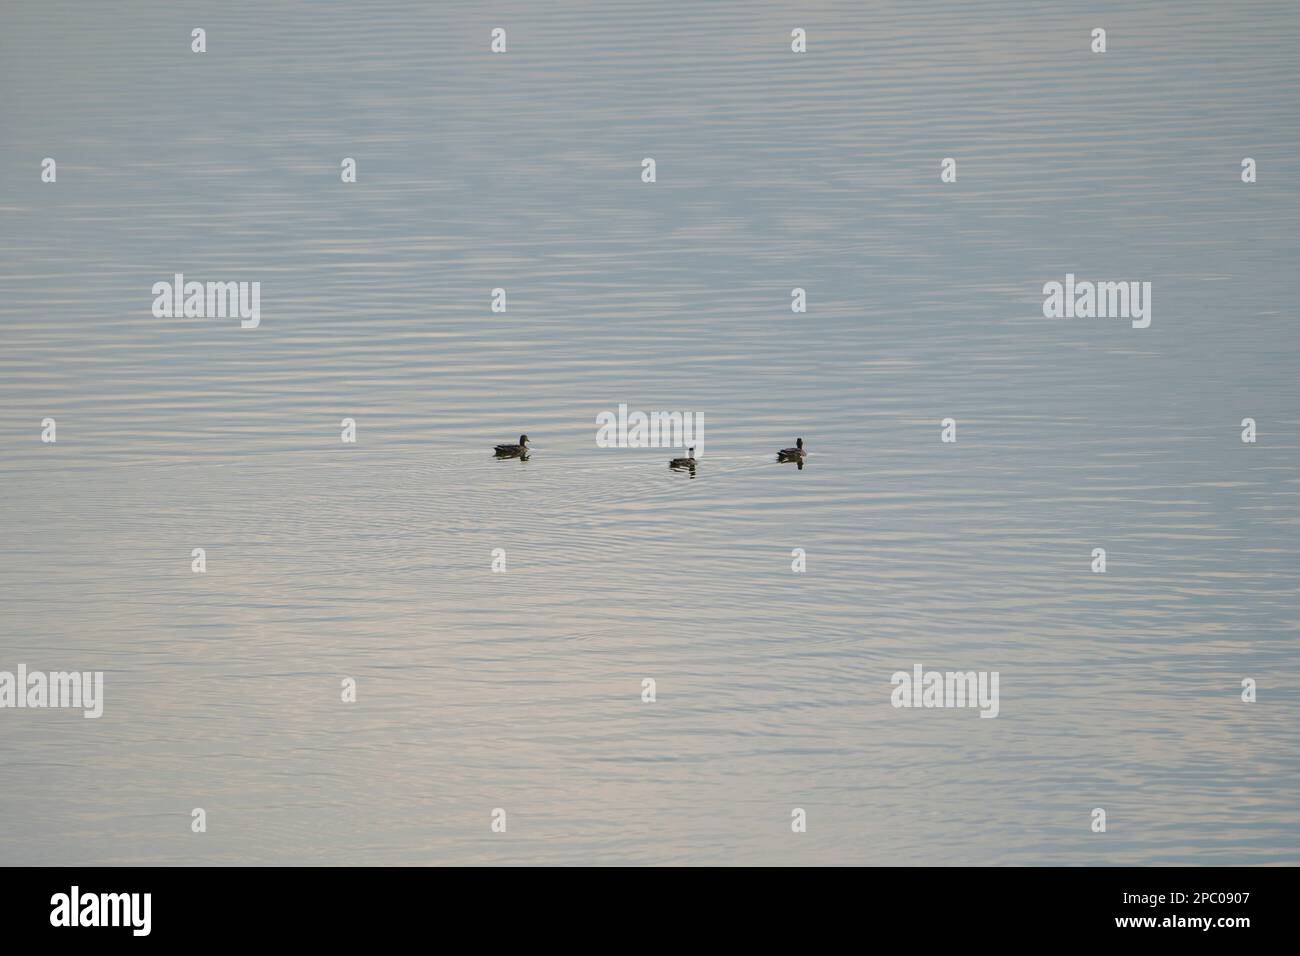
xmin=776 ymin=437 xmax=805 ymax=462
xmin=494 ymin=434 xmax=530 ymax=457
xmin=669 ymin=447 xmax=697 ymax=469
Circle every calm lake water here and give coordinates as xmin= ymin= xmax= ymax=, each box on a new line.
xmin=1 ymin=0 xmax=1298 ymax=865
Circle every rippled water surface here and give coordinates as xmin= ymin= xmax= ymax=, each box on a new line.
xmin=1 ymin=0 xmax=1298 ymax=864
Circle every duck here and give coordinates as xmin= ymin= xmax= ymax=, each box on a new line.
xmin=776 ymin=437 xmax=805 ymax=462
xmin=494 ymin=434 xmax=530 ymax=458
xmin=669 ymin=447 xmax=697 ymax=469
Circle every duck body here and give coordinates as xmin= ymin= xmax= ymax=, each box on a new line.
xmin=776 ymin=437 xmax=806 ymax=461
xmin=669 ymin=447 xmax=697 ymax=469
xmin=495 ymin=434 xmax=530 ymax=458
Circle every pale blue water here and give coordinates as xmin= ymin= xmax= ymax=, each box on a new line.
xmin=1 ymin=0 xmax=1297 ymax=865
